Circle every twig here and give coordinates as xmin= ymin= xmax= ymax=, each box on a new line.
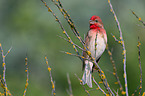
xmin=23 ymin=56 xmax=29 ymax=96
xmin=0 ymin=43 xmax=12 ymax=96
xmin=51 ymin=0 xmax=96 ymax=65
xmin=106 ymin=45 xmax=124 ymax=94
xmin=92 ymin=77 xmax=107 ymax=95
xmin=0 ymin=75 xmax=6 ymax=96
xmin=108 ymin=0 xmax=128 ymax=95
xmin=61 ymin=51 xmax=90 ymax=61
xmin=93 ymin=60 xmax=115 ymax=96
xmin=113 ymin=89 xmax=119 ymax=96
xmin=66 ymin=74 xmax=73 ymax=96
xmin=131 ymin=10 xmax=145 ymax=26
xmin=132 ymin=50 xmax=143 ymax=96
xmin=41 ymin=0 xmax=82 ymax=61
xmin=75 ymin=74 xmax=90 ymax=96
xmin=45 ymin=56 xmax=56 ymax=96
xmin=57 ymin=35 xmax=85 ymax=52
xmin=62 ymin=51 xmax=115 ymax=95
xmin=111 ymin=33 xmax=119 ymax=42
xmin=137 ymin=37 xmax=142 ymax=96
xmin=52 ymin=0 xmax=85 ymax=46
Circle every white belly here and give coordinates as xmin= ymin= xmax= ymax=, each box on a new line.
xmin=87 ymin=33 xmax=107 ymax=60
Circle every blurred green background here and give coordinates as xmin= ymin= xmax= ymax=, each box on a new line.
xmin=0 ymin=0 xmax=145 ymax=95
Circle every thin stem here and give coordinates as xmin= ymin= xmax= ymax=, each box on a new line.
xmin=93 ymin=60 xmax=115 ymax=96
xmin=106 ymin=45 xmax=124 ymax=94
xmin=45 ymin=56 xmax=56 ymax=96
xmin=75 ymin=74 xmax=90 ymax=96
xmin=41 ymin=0 xmax=82 ymax=61
xmin=23 ymin=56 xmax=29 ymax=96
xmin=61 ymin=51 xmax=89 ymax=61
xmin=108 ymin=0 xmax=128 ymax=95
xmin=131 ymin=10 xmax=145 ymax=26
xmin=92 ymin=77 xmax=107 ymax=95
xmin=137 ymin=37 xmax=142 ymax=96
xmin=53 ymin=0 xmax=85 ymax=45
xmin=57 ymin=35 xmax=85 ymax=52
xmin=0 ymin=43 xmax=12 ymax=96
xmin=67 ymin=74 xmax=73 ymax=96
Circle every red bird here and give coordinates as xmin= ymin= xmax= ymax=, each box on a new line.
xmin=82 ymin=15 xmax=107 ymax=88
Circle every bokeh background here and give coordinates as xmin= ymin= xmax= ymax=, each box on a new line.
xmin=0 ymin=0 xmax=145 ymax=95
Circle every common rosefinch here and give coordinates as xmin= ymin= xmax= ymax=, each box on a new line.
xmin=82 ymin=15 xmax=107 ymax=88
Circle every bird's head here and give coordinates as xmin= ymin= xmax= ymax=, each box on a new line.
xmin=89 ymin=15 xmax=104 ymax=29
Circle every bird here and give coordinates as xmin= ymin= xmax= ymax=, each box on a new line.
xmin=82 ymin=15 xmax=107 ymax=88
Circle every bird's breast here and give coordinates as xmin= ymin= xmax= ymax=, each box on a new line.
xmin=87 ymin=30 xmax=107 ymax=60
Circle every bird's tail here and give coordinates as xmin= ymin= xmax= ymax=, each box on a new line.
xmin=82 ymin=60 xmax=93 ymax=88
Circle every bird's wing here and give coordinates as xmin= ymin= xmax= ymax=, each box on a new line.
xmin=82 ymin=32 xmax=90 ymax=70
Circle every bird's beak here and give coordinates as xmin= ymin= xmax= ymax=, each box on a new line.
xmin=89 ymin=20 xmax=95 ymax=24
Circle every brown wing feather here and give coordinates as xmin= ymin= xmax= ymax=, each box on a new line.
xmin=82 ymin=32 xmax=90 ymax=70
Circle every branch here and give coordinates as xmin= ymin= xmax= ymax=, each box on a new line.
xmin=57 ymin=35 xmax=85 ymax=52
xmin=23 ymin=56 xmax=29 ymax=96
xmin=51 ymin=0 xmax=85 ymax=46
xmin=75 ymin=74 xmax=90 ymax=96
xmin=0 ymin=75 xmax=6 ymax=96
xmin=41 ymin=0 xmax=82 ymax=61
xmin=93 ymin=60 xmax=115 ymax=96
xmin=0 ymin=43 xmax=12 ymax=96
xmin=137 ymin=37 xmax=142 ymax=96
xmin=45 ymin=56 xmax=56 ymax=96
xmin=62 ymin=50 xmax=115 ymax=95
xmin=131 ymin=10 xmax=145 ymax=26
xmin=61 ymin=51 xmax=89 ymax=61
xmin=106 ymin=45 xmax=124 ymax=94
xmin=92 ymin=77 xmax=107 ymax=95
xmin=108 ymin=0 xmax=128 ymax=95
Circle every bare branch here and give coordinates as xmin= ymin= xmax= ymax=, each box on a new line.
xmin=108 ymin=0 xmax=128 ymax=95
xmin=75 ymin=74 xmax=90 ymax=96
xmin=93 ymin=60 xmax=115 ymax=96
xmin=23 ymin=56 xmax=29 ymax=96
xmin=106 ymin=45 xmax=124 ymax=94
xmin=52 ymin=0 xmax=85 ymax=46
xmin=92 ymin=77 xmax=107 ymax=95
xmin=137 ymin=37 xmax=142 ymax=96
xmin=41 ymin=0 xmax=82 ymax=61
xmin=0 ymin=43 xmax=12 ymax=96
xmin=57 ymin=35 xmax=85 ymax=52
xmin=131 ymin=10 xmax=145 ymax=26
xmin=45 ymin=56 xmax=56 ymax=96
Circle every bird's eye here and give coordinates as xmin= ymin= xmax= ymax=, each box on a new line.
xmin=95 ymin=20 xmax=98 ymax=22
